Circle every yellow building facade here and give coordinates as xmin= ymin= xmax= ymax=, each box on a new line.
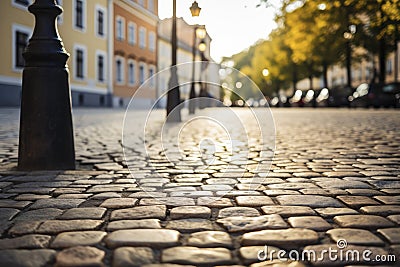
xmin=0 ymin=0 xmax=159 ymax=107
xmin=112 ymin=0 xmax=158 ymax=108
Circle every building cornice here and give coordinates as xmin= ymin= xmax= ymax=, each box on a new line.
xmin=116 ymin=0 xmax=159 ymax=25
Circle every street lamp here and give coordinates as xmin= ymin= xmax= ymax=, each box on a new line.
xmin=166 ymin=0 xmax=181 ymax=122
xmin=344 ymin=24 xmax=356 ymax=88
xmin=188 ymin=1 xmax=202 ymax=114
xmin=198 ymin=39 xmax=207 ymax=53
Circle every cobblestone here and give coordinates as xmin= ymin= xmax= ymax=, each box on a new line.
xmin=276 ymin=195 xmax=344 ymax=208
xmin=242 ymin=228 xmax=319 ymax=248
xmin=169 ymin=206 xmax=211 ymax=219
xmin=0 ymin=234 xmax=51 ymax=249
xmin=105 ymin=229 xmax=180 ymax=248
xmin=110 ymin=205 xmax=166 ymax=220
xmin=55 ymin=246 xmax=105 ymax=267
xmin=166 ymin=219 xmax=213 ymax=233
xmin=0 ymin=108 xmax=399 ymax=266
xmin=187 ymin=231 xmax=233 ymax=248
xmin=59 ymin=207 xmax=106 ymax=220
xmin=113 ymin=247 xmax=155 ymax=267
xmin=334 ymin=215 xmax=395 ymax=229
xmin=51 ymin=231 xmax=107 ymax=248
xmin=0 ymin=249 xmax=56 ymax=267
xmin=36 ymin=220 xmax=103 ymax=234
xmin=106 ymin=219 xmax=161 ymax=231
xmin=378 ymin=228 xmax=400 ymax=244
xmin=327 ymin=228 xmax=385 ymax=246
xmin=287 ymin=216 xmax=332 ymax=231
xmin=217 ymin=215 xmax=287 ymax=232
xmin=161 ymin=246 xmax=232 ymax=265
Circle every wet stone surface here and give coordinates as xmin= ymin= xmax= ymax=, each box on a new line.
xmin=0 ymin=109 xmax=399 ymax=266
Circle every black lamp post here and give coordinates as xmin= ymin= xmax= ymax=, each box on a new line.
xmin=344 ymin=24 xmax=356 ymax=88
xmin=188 ymin=1 xmax=201 ymax=115
xmin=198 ymin=41 xmax=208 ymax=109
xmin=18 ymin=0 xmax=75 ymax=170
xmin=166 ymin=0 xmax=181 ymax=122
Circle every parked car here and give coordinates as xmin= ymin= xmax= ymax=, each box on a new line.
xmin=350 ymin=83 xmax=398 ymax=108
xmin=329 ymin=85 xmax=353 ymax=107
xmin=382 ymin=82 xmax=400 ymax=108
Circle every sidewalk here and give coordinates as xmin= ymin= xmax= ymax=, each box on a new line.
xmin=0 ymin=108 xmax=399 ymax=266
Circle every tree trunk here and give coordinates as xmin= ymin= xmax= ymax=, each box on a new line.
xmin=322 ymin=61 xmax=328 ymax=88
xmin=309 ymin=75 xmax=313 ymax=90
xmin=378 ymin=37 xmax=386 ymax=83
xmin=292 ymin=65 xmax=297 ymax=96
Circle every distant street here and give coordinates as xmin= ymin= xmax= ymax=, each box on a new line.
xmin=0 ymin=107 xmax=399 ymax=266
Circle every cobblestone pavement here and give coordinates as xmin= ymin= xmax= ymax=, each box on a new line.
xmin=0 ymin=107 xmax=399 ymax=267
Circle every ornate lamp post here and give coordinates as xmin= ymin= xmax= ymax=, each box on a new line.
xmin=18 ymin=0 xmax=75 ymax=170
xmin=188 ymin=1 xmax=202 ymax=114
xmin=166 ymin=0 xmax=181 ymax=122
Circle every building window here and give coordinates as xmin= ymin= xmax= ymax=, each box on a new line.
xmin=116 ymin=57 xmax=125 ymax=84
xmin=149 ymin=31 xmax=155 ymax=52
xmin=116 ymin=17 xmax=125 ymax=41
xmin=139 ymin=63 xmax=146 ymax=85
xmin=148 ymin=0 xmax=154 ymax=12
xmin=74 ymin=0 xmax=86 ymax=31
xmin=128 ymin=22 xmax=136 ymax=45
xmin=128 ymin=60 xmax=136 ymax=85
xmin=148 ymin=0 xmax=155 ymax=12
xmin=74 ymin=44 xmax=86 ymax=80
xmin=149 ymin=66 xmax=155 ymax=87
xmin=76 ymin=50 xmax=84 ymax=78
xmin=138 ymin=0 xmax=144 ymax=7
xmin=15 ymin=30 xmax=29 ymax=69
xmin=12 ymin=0 xmax=31 ymax=9
xmin=96 ymin=6 xmax=106 ymax=37
xmin=96 ymin=52 xmax=106 ymax=83
xmin=14 ymin=0 xmax=29 ymax=6
xmin=139 ymin=27 xmax=146 ymax=49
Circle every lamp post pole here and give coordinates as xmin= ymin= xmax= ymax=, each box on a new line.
xmin=188 ymin=1 xmax=201 ymax=115
xmin=344 ymin=25 xmax=356 ymax=88
xmin=166 ymin=0 xmax=181 ymax=122
xmin=18 ymin=0 xmax=75 ymax=170
xmin=189 ymin=25 xmax=198 ymax=114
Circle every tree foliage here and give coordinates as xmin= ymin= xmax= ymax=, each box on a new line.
xmin=222 ymin=0 xmax=400 ymax=98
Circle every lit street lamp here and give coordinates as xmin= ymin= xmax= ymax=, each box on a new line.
xmin=166 ymin=0 xmax=181 ymax=122
xmin=262 ymin=68 xmax=270 ymax=77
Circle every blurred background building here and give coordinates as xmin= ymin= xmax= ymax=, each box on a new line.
xmin=0 ymin=0 xmax=219 ymax=109
xmin=157 ymin=17 xmax=219 ymax=108
xmin=113 ymin=0 xmax=158 ymax=108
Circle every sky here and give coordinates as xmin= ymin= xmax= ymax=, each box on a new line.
xmin=158 ymin=0 xmax=279 ymax=63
